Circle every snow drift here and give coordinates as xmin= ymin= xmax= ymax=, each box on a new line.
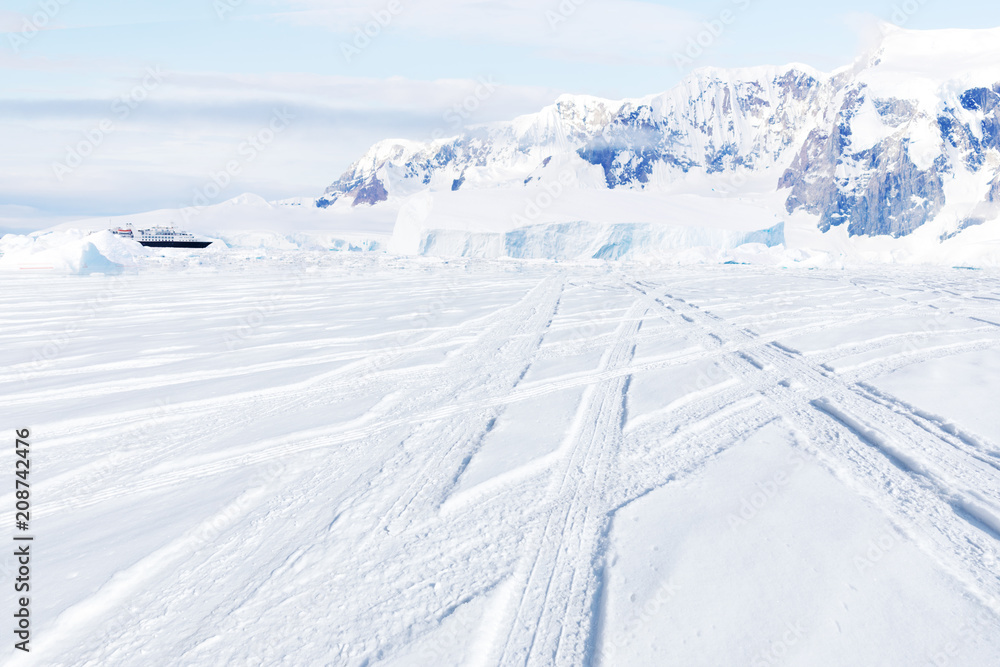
xmin=0 ymin=233 xmax=125 ymax=274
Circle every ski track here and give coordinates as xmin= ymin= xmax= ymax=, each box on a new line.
xmin=4 ymin=261 xmax=1000 ymax=666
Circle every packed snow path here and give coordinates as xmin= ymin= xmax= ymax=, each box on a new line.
xmin=3 ymin=257 xmax=1000 ymax=666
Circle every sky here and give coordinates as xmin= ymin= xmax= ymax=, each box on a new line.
xmin=2 ymin=0 xmax=999 ymax=229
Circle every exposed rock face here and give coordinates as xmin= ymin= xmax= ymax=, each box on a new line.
xmin=322 ymin=28 xmax=1000 ymax=238
xmin=779 ymin=86 xmax=948 ymax=238
xmin=945 ymin=85 xmax=1000 ymax=170
xmin=989 ymin=174 xmax=1000 ymax=203
xmin=576 ymin=68 xmax=828 ymax=188
xmin=350 ymin=175 xmax=388 ymax=206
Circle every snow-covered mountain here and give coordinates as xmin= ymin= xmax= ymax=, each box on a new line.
xmin=319 ymin=66 xmax=827 ymax=204
xmin=320 ymin=25 xmax=1000 ymax=244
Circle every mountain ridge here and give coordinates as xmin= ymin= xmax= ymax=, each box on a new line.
xmin=319 ymin=25 xmax=1000 ymax=242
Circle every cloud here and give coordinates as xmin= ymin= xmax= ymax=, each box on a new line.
xmin=842 ymin=12 xmax=893 ymax=56
xmin=0 ymin=0 xmax=705 ymax=220
xmin=0 ymin=70 xmax=560 ymax=219
xmin=160 ymin=70 xmax=558 ymax=118
xmin=0 ymin=7 xmax=71 ymax=35
xmin=0 ymin=50 xmax=83 ymax=71
xmin=0 ymin=67 xmax=560 ymax=131
xmin=260 ymin=0 xmax=702 ymax=64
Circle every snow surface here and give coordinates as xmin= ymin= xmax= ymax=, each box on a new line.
xmin=873 ymin=348 xmax=1000 ymax=449
xmin=601 ymin=423 xmax=1000 ymax=666
xmin=3 ymin=254 xmax=1000 ymax=665
xmin=858 ymin=25 xmax=1000 ymax=101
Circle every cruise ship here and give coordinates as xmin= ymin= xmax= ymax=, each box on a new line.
xmin=112 ymin=226 xmax=213 ymax=249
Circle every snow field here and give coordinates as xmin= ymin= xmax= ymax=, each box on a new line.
xmin=2 ymin=256 xmax=1000 ymax=665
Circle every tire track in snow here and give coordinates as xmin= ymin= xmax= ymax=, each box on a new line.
xmin=197 ymin=274 xmax=566 ymax=664
xmin=855 ymin=382 xmax=1000 ymax=469
xmin=24 ymin=274 xmax=567 ymax=665
xmin=15 ymin=266 xmax=1000 ymax=665
xmin=640 ymin=284 xmax=1000 ymax=613
xmin=25 ymin=277 xmax=558 ymax=517
xmin=19 ymin=286 xmax=517 ymax=444
xmin=491 ymin=292 xmax=646 ymax=666
xmin=347 ymin=275 xmax=566 ymax=540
